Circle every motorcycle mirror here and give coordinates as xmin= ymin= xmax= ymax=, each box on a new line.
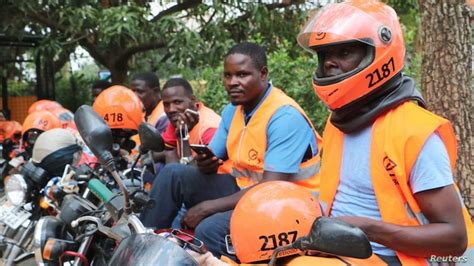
xmin=138 ymin=122 xmax=164 ymax=153
xmin=292 ymin=216 xmax=372 ymax=259
xmin=74 ymin=105 xmax=114 ymax=169
xmin=75 ymin=105 xmax=130 ymax=213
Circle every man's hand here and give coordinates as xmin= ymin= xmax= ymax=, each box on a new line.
xmin=181 ymin=200 xmax=215 ymax=229
xmin=195 ymin=153 xmax=222 ymax=174
xmin=175 ymin=110 xmax=199 ymax=137
xmin=334 ymin=185 xmax=468 ymax=257
xmin=335 ymin=216 xmax=373 ymax=232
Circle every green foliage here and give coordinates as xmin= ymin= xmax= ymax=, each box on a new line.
xmin=385 ymin=0 xmax=421 ymax=87
xmin=54 ymin=74 xmax=92 ymax=112
xmin=193 ymin=65 xmax=228 ymax=114
xmin=55 ymin=63 xmax=99 ymax=111
xmin=404 ymin=53 xmax=422 ymax=90
xmin=132 ymin=1 xmax=316 ymax=78
xmin=6 ymin=81 xmax=34 ymax=96
xmin=267 ymin=42 xmax=328 ymax=132
xmin=3 ymin=0 xmax=422 ymax=131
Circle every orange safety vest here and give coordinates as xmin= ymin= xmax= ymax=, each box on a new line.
xmin=175 ymin=103 xmax=231 ymax=174
xmin=147 ymin=101 xmax=165 ymax=127
xmin=319 ymin=101 xmax=474 ymax=265
xmin=226 ymin=87 xmax=322 ymax=192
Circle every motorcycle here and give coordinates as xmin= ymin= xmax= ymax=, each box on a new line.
xmin=0 ymin=160 xmax=55 ymax=265
xmin=32 ymin=105 xmax=176 ymax=265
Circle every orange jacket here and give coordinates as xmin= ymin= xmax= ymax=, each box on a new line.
xmin=226 ymin=87 xmax=322 ymax=191
xmin=147 ymin=101 xmax=165 ymax=127
xmin=319 ymin=101 xmax=474 ymax=265
xmin=131 ymin=101 xmax=165 ymax=153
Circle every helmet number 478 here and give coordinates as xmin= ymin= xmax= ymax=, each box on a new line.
xmin=104 ymin=113 xmax=123 ymax=123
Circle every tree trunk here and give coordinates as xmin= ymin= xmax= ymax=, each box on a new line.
xmin=419 ymin=0 xmax=473 ymax=216
xmin=109 ymin=64 xmax=128 ymax=84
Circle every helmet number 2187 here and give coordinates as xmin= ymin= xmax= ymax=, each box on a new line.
xmin=366 ymin=57 xmax=395 ymax=88
xmin=259 ymin=231 xmax=298 ymax=251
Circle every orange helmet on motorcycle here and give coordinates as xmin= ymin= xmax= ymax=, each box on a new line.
xmin=230 ymin=181 xmax=322 ymax=263
xmin=0 ymin=121 xmax=22 ymax=143
xmin=92 ymin=85 xmax=145 ymax=132
xmin=22 ymin=110 xmax=62 ymax=141
xmin=297 ymin=0 xmax=405 ymax=110
xmin=28 ymin=99 xmax=63 ymax=114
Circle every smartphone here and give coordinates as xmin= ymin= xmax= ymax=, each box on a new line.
xmin=189 ymin=144 xmax=215 ymax=158
xmin=171 ymin=229 xmax=208 ymax=254
xmin=184 ymin=108 xmax=199 ymax=116
xmin=225 ymin=235 xmax=236 ymax=255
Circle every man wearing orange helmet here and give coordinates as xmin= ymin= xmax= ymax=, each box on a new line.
xmin=298 ymin=1 xmax=473 ymax=265
xmin=141 ymin=42 xmax=321 ymax=259
xmin=93 ymin=85 xmax=145 ymax=167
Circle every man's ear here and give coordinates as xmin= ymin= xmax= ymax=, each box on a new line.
xmin=260 ymin=66 xmax=269 ymax=80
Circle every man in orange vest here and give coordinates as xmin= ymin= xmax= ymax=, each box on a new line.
xmin=130 ymin=71 xmax=168 ymax=132
xmin=140 ymin=42 xmax=321 ymax=259
xmin=141 ymin=77 xmax=228 ymax=227
xmin=130 ymin=72 xmax=169 ymax=176
xmin=297 ymin=1 xmax=473 ymax=265
xmin=159 ymin=77 xmax=223 ymax=165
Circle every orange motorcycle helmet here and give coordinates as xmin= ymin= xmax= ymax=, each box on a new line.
xmin=93 ymin=85 xmax=145 ymax=133
xmin=22 ymin=110 xmax=62 ymax=142
xmin=50 ymin=107 xmax=77 ymax=130
xmin=230 ymin=181 xmax=322 ymax=263
xmin=0 ymin=121 xmax=22 ymax=143
xmin=297 ymin=0 xmax=405 ymax=110
xmin=28 ymin=99 xmax=63 ymax=114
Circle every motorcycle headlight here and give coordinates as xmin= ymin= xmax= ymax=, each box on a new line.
xmin=5 ymin=174 xmax=28 ymax=206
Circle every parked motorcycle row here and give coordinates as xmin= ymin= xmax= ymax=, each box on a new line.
xmin=1 ymin=105 xmax=380 ymax=265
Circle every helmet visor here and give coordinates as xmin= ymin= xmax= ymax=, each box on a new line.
xmin=298 ymin=2 xmax=396 ymax=54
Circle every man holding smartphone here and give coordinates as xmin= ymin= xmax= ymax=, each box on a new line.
xmin=141 ymin=43 xmax=321 ymax=260
xmin=158 ymin=77 xmax=224 ymax=165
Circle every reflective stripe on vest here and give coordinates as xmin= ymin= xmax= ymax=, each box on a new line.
xmin=231 ymin=160 xmax=320 ymax=183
